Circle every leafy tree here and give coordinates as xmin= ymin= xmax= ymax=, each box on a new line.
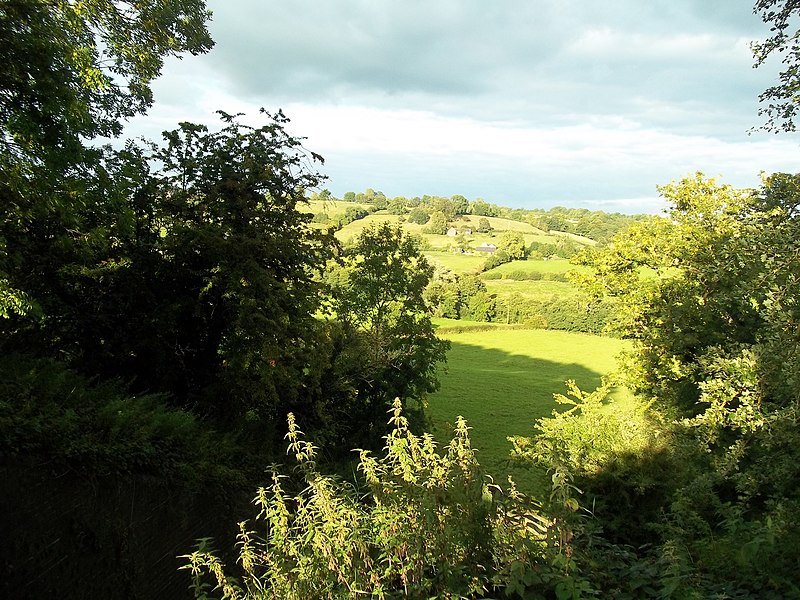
xmin=568 ymin=172 xmax=800 ymax=595
xmin=753 ymin=0 xmax=800 ymax=131
xmin=407 ymin=207 xmax=430 ymax=224
xmin=0 ymin=0 xmax=213 ymax=318
xmin=428 ymin=196 xmax=457 ymax=219
xmin=0 ymin=0 xmax=212 ymax=160
xmin=387 ymin=197 xmax=407 ymax=214
xmin=450 ymin=194 xmax=470 ymax=215
xmin=336 ymin=205 xmax=370 ymax=228
xmin=424 ymin=272 xmax=495 ymax=322
xmin=498 ymin=231 xmax=527 ymax=260
xmin=327 ymin=223 xmax=449 ymax=414
xmin=452 ymin=232 xmax=472 ymax=253
xmin=470 ymin=199 xmax=499 ymax=217
xmin=476 ymin=217 xmax=493 ymax=233
xmin=2 ymin=112 xmax=335 ymax=431
xmin=424 ymin=210 xmax=449 ymax=234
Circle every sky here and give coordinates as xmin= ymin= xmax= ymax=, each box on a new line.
xmin=123 ymin=0 xmax=800 ymax=214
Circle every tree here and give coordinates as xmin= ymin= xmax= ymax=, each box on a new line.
xmin=0 ymin=0 xmax=212 ymax=319
xmin=476 ymin=217 xmax=493 ymax=233
xmin=424 ymin=210 xmax=449 ymax=234
xmin=570 ymin=172 xmax=800 ymax=594
xmin=451 ymin=194 xmax=470 ymax=215
xmin=328 ymin=223 xmax=449 ymax=413
xmin=452 ymin=232 xmax=472 ymax=253
xmin=0 ymin=0 xmax=212 ymax=160
xmin=428 ymin=196 xmax=457 ymax=219
xmin=387 ymin=197 xmax=407 ymax=214
xmin=408 ymin=207 xmax=430 ymax=224
xmin=470 ymin=199 xmax=498 ymax=217
xmin=497 ymin=231 xmax=527 ymax=260
xmin=753 ymin=0 xmax=800 ymax=132
xmin=1 ymin=112 xmax=335 ymax=430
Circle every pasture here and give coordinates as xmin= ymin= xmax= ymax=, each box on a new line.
xmin=427 ymin=326 xmax=630 ymax=495
xmin=482 ymin=258 xmax=592 ymax=277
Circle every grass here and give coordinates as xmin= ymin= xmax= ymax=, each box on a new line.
xmin=424 ymin=251 xmax=487 ymax=273
xmin=427 ymin=327 xmax=630 ymax=496
xmin=482 ymin=259 xmax=592 ymax=277
xmin=484 ymin=279 xmax=580 ymax=301
xmin=334 ymin=213 xmax=598 ymax=250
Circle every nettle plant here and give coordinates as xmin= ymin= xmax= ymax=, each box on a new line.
xmin=182 ymin=400 xmax=589 ymax=599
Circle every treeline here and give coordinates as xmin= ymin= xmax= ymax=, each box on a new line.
xmin=311 ymin=188 xmax=647 ymax=243
xmin=313 ymin=187 xmax=647 ymax=243
xmin=425 ymin=269 xmax=615 ymax=335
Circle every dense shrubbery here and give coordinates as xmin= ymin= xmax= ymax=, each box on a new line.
xmin=183 ymin=401 xmax=592 ymax=599
xmin=481 ymin=270 xmax=569 ymax=282
xmin=515 ymin=173 xmax=800 ymax=598
xmin=0 ymin=353 xmax=244 ymax=490
xmin=424 ymin=272 xmax=496 ymax=322
xmin=491 ymin=294 xmax=616 ymax=335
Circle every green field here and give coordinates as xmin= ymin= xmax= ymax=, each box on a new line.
xmin=333 ymin=212 xmax=598 ymax=250
xmin=304 ymin=199 xmax=372 ymax=215
xmin=427 ymin=326 xmax=630 ymax=495
xmin=485 ymin=278 xmax=580 ymax=301
xmin=424 ymin=250 xmax=487 ymax=273
xmin=482 ymin=258 xmax=592 ymax=277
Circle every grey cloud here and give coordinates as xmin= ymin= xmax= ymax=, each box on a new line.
xmin=198 ymin=0 xmax=770 ymax=135
xmin=134 ymin=0 xmax=792 ymax=214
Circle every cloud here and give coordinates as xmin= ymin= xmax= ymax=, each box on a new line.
xmin=120 ymin=0 xmax=798 ymax=214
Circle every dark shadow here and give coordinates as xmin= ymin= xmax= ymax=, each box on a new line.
xmin=427 ymin=334 xmax=620 ymax=496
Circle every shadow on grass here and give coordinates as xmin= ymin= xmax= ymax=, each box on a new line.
xmin=427 ymin=336 xmax=617 ymax=498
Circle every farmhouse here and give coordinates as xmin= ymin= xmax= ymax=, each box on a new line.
xmin=474 ymin=243 xmax=497 ymax=254
xmin=446 ymin=227 xmax=458 ymax=236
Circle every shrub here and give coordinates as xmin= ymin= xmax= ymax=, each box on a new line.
xmin=182 ymin=401 xmax=591 ymax=599
xmin=0 ymin=353 xmax=243 ymax=488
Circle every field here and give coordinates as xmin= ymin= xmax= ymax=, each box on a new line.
xmin=424 ymin=250 xmax=487 ymax=273
xmin=482 ymin=258 xmax=592 ymax=277
xmin=331 ymin=210 xmax=598 ymax=250
xmin=484 ymin=279 xmax=579 ymax=301
xmin=304 ymin=199 xmax=371 ymax=214
xmin=427 ymin=324 xmax=630 ymax=495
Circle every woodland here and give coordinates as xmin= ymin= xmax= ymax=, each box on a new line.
xmin=2 ymin=1 xmax=800 ymax=598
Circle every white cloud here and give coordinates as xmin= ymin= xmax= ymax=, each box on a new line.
xmin=118 ymin=0 xmax=798 ymax=214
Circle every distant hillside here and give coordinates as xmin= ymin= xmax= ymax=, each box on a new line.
xmin=304 ymin=188 xmax=645 ymax=245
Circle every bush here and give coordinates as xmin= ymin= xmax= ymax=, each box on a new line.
xmin=0 ymin=353 xmax=244 ymax=487
xmin=182 ymin=401 xmax=591 ymax=599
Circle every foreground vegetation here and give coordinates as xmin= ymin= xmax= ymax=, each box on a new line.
xmin=3 ymin=0 xmax=800 ymax=598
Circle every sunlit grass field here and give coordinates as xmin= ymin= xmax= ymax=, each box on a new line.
xmin=427 ymin=325 xmax=630 ymax=496
xmin=482 ymin=259 xmax=592 ymax=277
xmin=424 ymin=251 xmax=487 ymax=273
xmin=484 ymin=279 xmax=580 ymax=301
xmin=333 ymin=212 xmax=597 ymax=251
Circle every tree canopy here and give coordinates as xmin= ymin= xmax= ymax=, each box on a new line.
xmin=753 ymin=0 xmax=800 ymax=131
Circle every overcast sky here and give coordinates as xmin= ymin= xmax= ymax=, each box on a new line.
xmin=124 ymin=0 xmax=799 ymax=214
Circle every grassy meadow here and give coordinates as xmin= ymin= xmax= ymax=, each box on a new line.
xmin=428 ymin=323 xmax=630 ymax=495
xmin=424 ymin=250 xmax=487 ymax=273
xmin=482 ymin=258 xmax=592 ymax=277
xmin=484 ymin=278 xmax=580 ymax=302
